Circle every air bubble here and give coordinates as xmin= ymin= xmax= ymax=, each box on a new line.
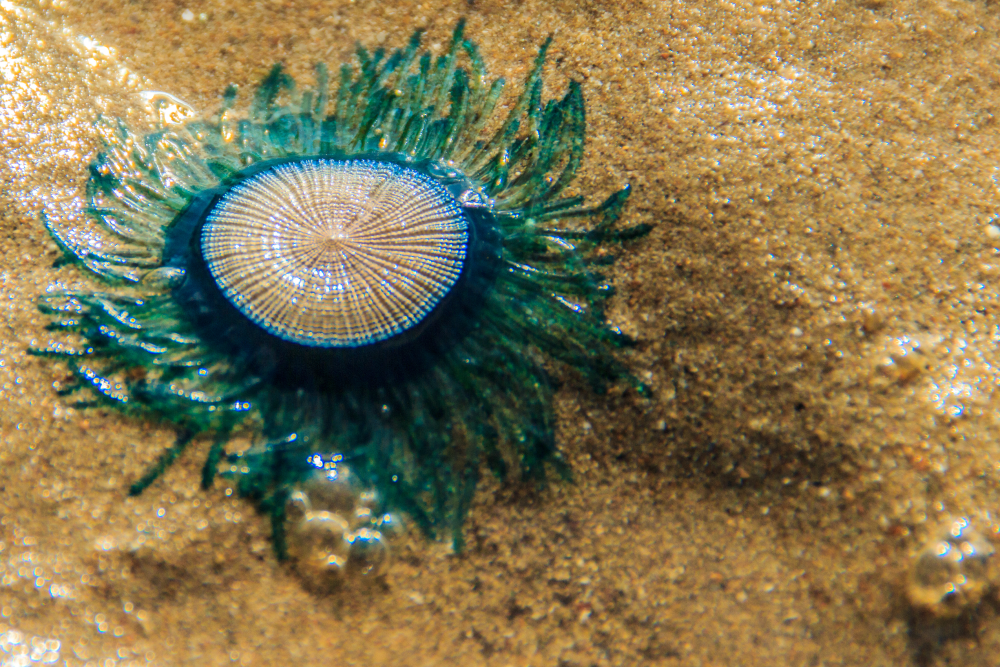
xmin=907 ymin=517 xmax=997 ymax=617
xmin=284 ymin=465 xmax=404 ymax=591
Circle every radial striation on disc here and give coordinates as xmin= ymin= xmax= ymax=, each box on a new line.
xmin=200 ymin=159 xmax=470 ymax=348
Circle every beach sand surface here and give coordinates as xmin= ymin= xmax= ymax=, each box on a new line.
xmin=2 ymin=0 xmax=1000 ymax=664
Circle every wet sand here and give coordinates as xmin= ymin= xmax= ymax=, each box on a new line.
xmin=3 ymin=0 xmax=1000 ymax=664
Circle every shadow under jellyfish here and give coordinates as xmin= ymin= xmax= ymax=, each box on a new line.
xmin=35 ymin=21 xmax=649 ymax=560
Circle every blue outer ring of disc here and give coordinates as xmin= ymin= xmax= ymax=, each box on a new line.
xmin=163 ymin=154 xmax=503 ymax=389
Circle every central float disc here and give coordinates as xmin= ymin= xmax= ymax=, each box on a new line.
xmin=199 ymin=159 xmax=470 ymax=348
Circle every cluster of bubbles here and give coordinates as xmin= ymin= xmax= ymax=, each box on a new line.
xmin=0 ymin=630 xmax=61 ymax=666
xmin=906 ymin=517 xmax=998 ymax=617
xmin=283 ymin=454 xmax=404 ymax=591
